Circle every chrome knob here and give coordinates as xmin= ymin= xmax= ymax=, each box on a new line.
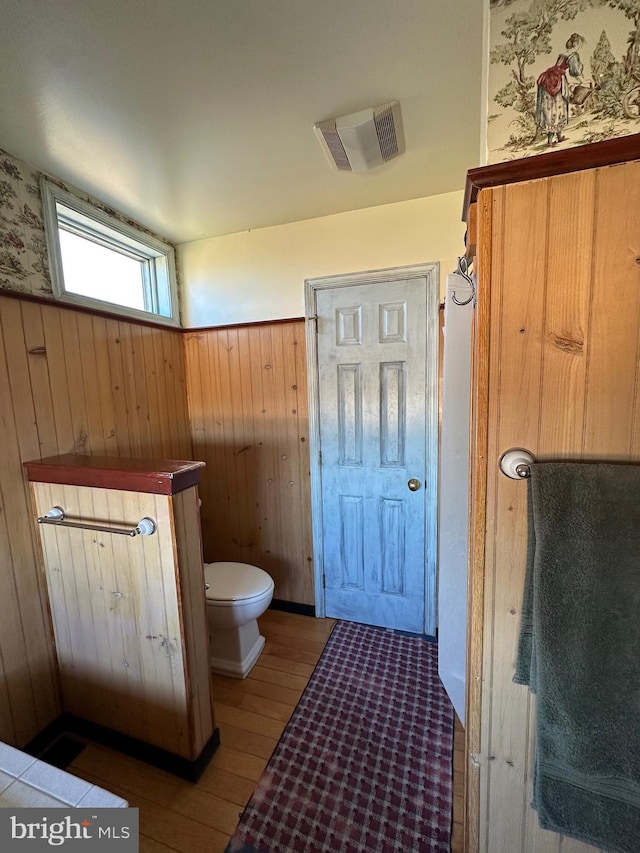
xmin=407 ymin=478 xmax=421 ymax=492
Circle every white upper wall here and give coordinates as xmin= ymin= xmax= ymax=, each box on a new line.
xmin=179 ymin=191 xmax=466 ymax=328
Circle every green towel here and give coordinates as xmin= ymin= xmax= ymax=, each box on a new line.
xmin=514 ymin=462 xmax=640 ymax=852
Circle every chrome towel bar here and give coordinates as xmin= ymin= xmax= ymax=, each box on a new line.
xmin=38 ymin=506 xmax=156 ymax=537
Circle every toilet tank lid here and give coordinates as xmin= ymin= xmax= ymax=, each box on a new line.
xmin=204 ymin=561 xmax=273 ymax=601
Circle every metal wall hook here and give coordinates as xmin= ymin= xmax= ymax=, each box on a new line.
xmin=499 ymin=448 xmax=535 ymax=479
xmin=451 ymin=290 xmax=474 ymax=306
xmin=451 ymin=256 xmax=476 ymax=306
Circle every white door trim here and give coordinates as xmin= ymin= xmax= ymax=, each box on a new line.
xmin=304 ymin=263 xmax=439 ymax=634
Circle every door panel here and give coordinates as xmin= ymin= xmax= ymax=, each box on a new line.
xmin=315 ymin=272 xmax=437 ymax=633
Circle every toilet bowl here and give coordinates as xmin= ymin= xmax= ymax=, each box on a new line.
xmin=204 ymin=561 xmax=274 ymax=678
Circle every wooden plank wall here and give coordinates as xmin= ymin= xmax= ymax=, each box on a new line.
xmin=0 ymin=293 xmax=192 ymax=748
xmin=184 ymin=321 xmax=314 ymax=606
xmin=472 ymin=160 xmax=640 ymax=852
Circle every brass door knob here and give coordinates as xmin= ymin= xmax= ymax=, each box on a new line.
xmin=407 ymin=478 xmax=421 ymax=491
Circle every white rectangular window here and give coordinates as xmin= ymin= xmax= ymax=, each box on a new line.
xmin=41 ymin=178 xmax=179 ymax=325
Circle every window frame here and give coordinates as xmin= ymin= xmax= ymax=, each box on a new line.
xmin=40 ymin=178 xmax=179 ymax=326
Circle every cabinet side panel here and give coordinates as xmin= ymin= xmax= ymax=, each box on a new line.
xmin=171 ymin=487 xmax=215 ymax=757
xmin=465 ymin=191 xmax=492 ymax=853
xmin=474 ymin=162 xmax=640 ymax=852
xmin=484 ymin=178 xmax=553 ymax=853
xmin=32 ymin=484 xmax=192 ymax=757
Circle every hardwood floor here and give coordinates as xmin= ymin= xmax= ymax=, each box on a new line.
xmin=67 ymin=610 xmax=464 ymax=852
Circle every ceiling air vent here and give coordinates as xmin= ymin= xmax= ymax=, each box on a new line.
xmin=314 ymin=100 xmax=405 ymax=172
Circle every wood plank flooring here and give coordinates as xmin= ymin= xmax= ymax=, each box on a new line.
xmin=67 ymin=610 xmax=464 ymax=852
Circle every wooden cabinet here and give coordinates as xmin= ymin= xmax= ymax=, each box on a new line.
xmin=464 ymin=137 xmax=640 ymax=853
xmin=25 ymin=455 xmax=217 ymax=780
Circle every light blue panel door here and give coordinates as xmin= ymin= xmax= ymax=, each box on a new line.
xmin=316 ymin=275 xmax=436 ymax=634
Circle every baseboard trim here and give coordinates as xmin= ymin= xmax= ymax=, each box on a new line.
xmin=24 ymin=714 xmax=220 ymax=783
xmin=269 ymin=599 xmax=315 ymax=617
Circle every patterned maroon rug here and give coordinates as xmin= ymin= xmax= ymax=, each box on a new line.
xmin=225 ymin=621 xmax=455 ymax=853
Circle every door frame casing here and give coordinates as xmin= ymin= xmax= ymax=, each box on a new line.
xmin=304 ymin=263 xmax=439 ymax=634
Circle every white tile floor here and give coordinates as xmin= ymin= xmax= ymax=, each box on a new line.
xmin=0 ymin=742 xmax=127 ymax=808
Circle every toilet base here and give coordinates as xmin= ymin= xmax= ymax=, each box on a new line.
xmin=208 ymin=618 xmax=266 ymax=679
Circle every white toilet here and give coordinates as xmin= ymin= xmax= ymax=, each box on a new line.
xmin=204 ymin=561 xmax=274 ymax=678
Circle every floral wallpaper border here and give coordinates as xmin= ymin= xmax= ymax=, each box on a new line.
xmin=488 ymin=0 xmax=640 ymax=163
xmin=0 ymin=146 xmax=178 ymax=304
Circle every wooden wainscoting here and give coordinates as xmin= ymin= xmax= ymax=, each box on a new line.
xmin=184 ymin=321 xmax=314 ymax=605
xmin=0 ymin=293 xmax=192 ymax=747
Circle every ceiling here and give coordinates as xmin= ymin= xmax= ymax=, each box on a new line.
xmin=0 ymin=1 xmax=484 ymax=244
